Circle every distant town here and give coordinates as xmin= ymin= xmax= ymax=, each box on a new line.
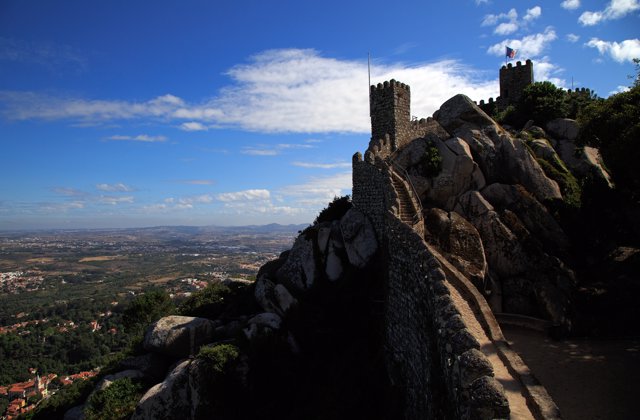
xmin=0 ymin=224 xmax=303 ymax=418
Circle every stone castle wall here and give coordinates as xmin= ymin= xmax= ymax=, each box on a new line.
xmin=368 ymin=80 xmax=433 ymax=155
xmin=352 ymin=155 xmax=509 ymax=419
xmin=499 ymin=59 xmax=533 ymax=106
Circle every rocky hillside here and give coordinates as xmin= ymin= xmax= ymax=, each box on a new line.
xmin=56 ymin=94 xmax=639 ymax=420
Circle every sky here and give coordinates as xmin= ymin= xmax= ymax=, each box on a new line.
xmin=0 ymin=0 xmax=638 ymax=230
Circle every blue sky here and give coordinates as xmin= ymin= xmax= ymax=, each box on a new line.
xmin=1 ymin=0 xmax=638 ymax=229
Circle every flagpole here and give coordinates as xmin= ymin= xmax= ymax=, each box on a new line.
xmin=368 ymin=52 xmax=371 ymax=116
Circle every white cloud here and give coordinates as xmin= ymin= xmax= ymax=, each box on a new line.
xmin=179 ymin=121 xmax=208 ymax=131
xmin=216 ymin=189 xmax=271 ymax=202
xmin=106 ymin=134 xmax=167 ymax=142
xmin=39 ymin=201 xmax=86 ymax=213
xmin=278 ymin=172 xmax=352 ymax=207
xmin=292 ymin=161 xmax=351 ymax=169
xmin=241 ymin=148 xmax=279 ymax=156
xmin=567 ymin=33 xmax=580 ymax=43
xmin=524 ymin=6 xmax=542 ymax=21
xmin=99 ymin=196 xmax=134 ymax=205
xmin=475 ymin=0 xmax=489 ymax=5
xmin=487 ymin=27 xmax=557 ymax=58
xmin=241 ymin=142 xmax=316 ymax=156
xmin=52 ymin=187 xmax=86 ymax=197
xmin=495 ymin=22 xmax=519 ymax=35
xmin=180 ymin=194 xmax=214 ymax=204
xmin=0 ymin=49 xmax=500 ymax=134
xmin=609 ymin=85 xmax=631 ymax=95
xmin=586 ymin=38 xmax=640 ymax=63
xmin=579 ymin=0 xmax=640 ymax=25
xmin=96 ymin=183 xmax=134 ymax=192
xmin=561 ymin=0 xmax=580 ymax=10
xmin=532 ymin=58 xmax=566 ymax=87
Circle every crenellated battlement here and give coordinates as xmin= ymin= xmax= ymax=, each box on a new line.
xmin=499 ymin=59 xmax=534 ymax=106
xmin=369 ymin=81 xmax=436 ymax=156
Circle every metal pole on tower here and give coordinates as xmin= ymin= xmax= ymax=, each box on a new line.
xmin=368 ymin=52 xmax=372 ymax=116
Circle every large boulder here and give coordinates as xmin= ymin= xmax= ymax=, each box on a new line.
xmin=545 ymin=118 xmax=579 ymax=142
xmin=434 ymin=94 xmax=562 ymax=202
xmin=340 ymin=208 xmax=378 ymax=268
xmin=143 ymin=316 xmax=217 ymax=358
xmin=118 ymin=353 xmax=172 ymax=383
xmin=276 ymin=234 xmax=319 ymax=293
xmin=424 ymin=208 xmax=487 ymax=289
xmin=132 ymin=359 xmax=205 ymax=420
xmin=454 ymin=191 xmax=529 ymax=278
xmin=545 ymin=118 xmax=613 ymax=188
xmin=481 ymin=183 xmax=569 ymax=253
xmin=393 ymin=133 xmax=486 ymax=210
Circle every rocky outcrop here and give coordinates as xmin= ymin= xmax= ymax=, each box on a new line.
xmin=434 ymin=94 xmax=562 ymax=202
xmin=340 ymin=208 xmax=378 ymax=268
xmin=143 ymin=316 xmax=217 ymax=358
xmin=424 ymin=208 xmax=487 ymax=289
xmin=545 ymin=118 xmax=613 ymax=188
xmin=132 ymin=359 xmax=198 ymax=420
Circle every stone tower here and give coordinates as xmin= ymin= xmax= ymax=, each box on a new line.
xmin=499 ymin=59 xmax=534 ymax=106
xmin=369 ymin=79 xmax=411 ymax=150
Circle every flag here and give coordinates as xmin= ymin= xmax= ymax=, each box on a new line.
xmin=506 ymin=46 xmax=517 ymax=59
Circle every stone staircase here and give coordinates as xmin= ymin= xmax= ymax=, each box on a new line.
xmin=391 ymin=172 xmax=417 ymax=225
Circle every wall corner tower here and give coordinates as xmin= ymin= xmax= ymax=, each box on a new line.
xmin=369 ymin=80 xmax=411 ymax=150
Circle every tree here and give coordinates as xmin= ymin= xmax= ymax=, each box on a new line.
xmin=83 ymin=378 xmax=142 ymax=420
xmin=578 ymin=84 xmax=640 ymax=199
xmin=122 ymin=290 xmax=174 ymax=334
xmin=520 ymin=81 xmax=568 ymax=126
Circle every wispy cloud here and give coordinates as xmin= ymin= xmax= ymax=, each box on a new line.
xmin=278 ymin=172 xmax=352 ymax=207
xmin=561 ymin=0 xmax=581 ymax=10
xmin=99 ymin=196 xmax=134 ymax=205
xmin=179 ymin=121 xmax=208 ymax=131
xmin=586 ymin=38 xmax=640 ymax=63
xmin=216 ymin=189 xmax=270 ymax=202
xmin=106 ymin=134 xmax=167 ymax=142
xmin=292 ymin=161 xmax=351 ymax=169
xmin=482 ymin=6 xmax=541 ymax=36
xmin=0 ymin=37 xmax=87 ymax=73
xmin=96 ymin=183 xmax=134 ymax=192
xmin=566 ymin=33 xmax=580 ymax=43
xmin=241 ymin=148 xmax=279 ymax=156
xmin=0 ymin=49 xmax=499 ymax=134
xmin=487 ymin=27 xmax=557 ymax=58
xmin=241 ymin=142 xmax=316 ymax=156
xmin=579 ymin=0 xmax=640 ymax=25
xmin=52 ymin=187 xmax=87 ymax=197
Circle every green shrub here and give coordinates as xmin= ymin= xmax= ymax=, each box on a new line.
xmin=421 ymin=142 xmax=443 ymax=177
xmin=197 ymin=344 xmax=240 ymax=376
xmin=122 ymin=289 xmax=175 ymax=334
xmin=83 ymin=378 xmax=143 ymax=420
xmin=314 ymin=195 xmax=352 ymax=225
xmin=178 ymin=282 xmax=231 ymax=318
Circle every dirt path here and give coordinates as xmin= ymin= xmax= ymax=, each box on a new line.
xmin=502 ymin=326 xmax=640 ymax=420
xmin=447 ymin=283 xmax=535 ymax=420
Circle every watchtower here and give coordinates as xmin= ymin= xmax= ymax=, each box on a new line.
xmin=499 ymin=59 xmax=533 ymax=107
xmin=370 ymin=80 xmax=411 ymax=150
